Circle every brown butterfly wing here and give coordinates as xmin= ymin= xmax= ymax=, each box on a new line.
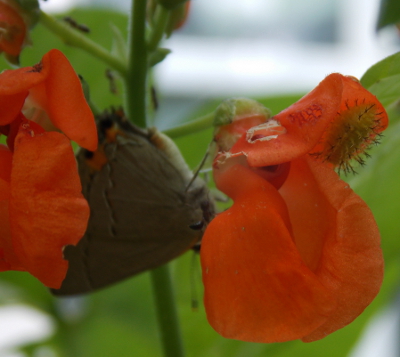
xmin=53 ymin=126 xmax=210 ymax=295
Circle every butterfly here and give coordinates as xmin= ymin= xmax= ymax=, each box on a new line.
xmin=53 ymin=109 xmax=214 ymax=295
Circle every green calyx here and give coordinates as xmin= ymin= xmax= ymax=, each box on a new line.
xmin=213 ymin=98 xmax=272 ymax=127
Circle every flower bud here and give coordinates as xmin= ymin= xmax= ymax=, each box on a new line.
xmin=213 ymin=98 xmax=272 ymax=152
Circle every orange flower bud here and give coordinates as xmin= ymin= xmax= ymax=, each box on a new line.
xmin=0 ymin=0 xmax=38 ymax=63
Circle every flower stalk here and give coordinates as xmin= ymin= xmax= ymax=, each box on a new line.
xmin=151 ymin=265 xmax=185 ymax=357
xmin=163 ymin=112 xmax=215 ymax=138
xmin=38 ymin=11 xmax=127 ymax=76
xmin=125 ymin=0 xmax=148 ymax=128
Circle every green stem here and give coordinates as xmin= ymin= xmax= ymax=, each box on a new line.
xmin=151 ymin=264 xmax=185 ymax=357
xmin=125 ymin=0 xmax=148 ymax=128
xmin=163 ymin=112 xmax=215 ymax=138
xmin=147 ymin=5 xmax=170 ymax=52
xmin=39 ymin=11 xmax=127 ymax=75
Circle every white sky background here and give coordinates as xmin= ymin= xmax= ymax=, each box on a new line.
xmin=2 ymin=0 xmax=399 ymax=356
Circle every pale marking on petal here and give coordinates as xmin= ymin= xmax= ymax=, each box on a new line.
xmin=246 ymin=119 xmax=287 ymax=144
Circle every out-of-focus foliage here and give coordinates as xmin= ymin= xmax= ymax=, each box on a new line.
xmin=377 ymin=0 xmax=400 ymax=29
xmin=0 ymin=4 xmax=400 ymax=357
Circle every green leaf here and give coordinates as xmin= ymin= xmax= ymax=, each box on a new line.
xmin=376 ymin=0 xmax=400 ymax=30
xmin=17 ymin=8 xmax=129 ymax=111
xmin=348 ymin=119 xmax=400 ymax=263
xmin=361 ymin=52 xmax=400 ymax=89
xmin=361 ymin=51 xmax=400 ymax=121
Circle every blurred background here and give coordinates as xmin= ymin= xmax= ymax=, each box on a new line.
xmin=0 ymin=0 xmax=399 ymax=356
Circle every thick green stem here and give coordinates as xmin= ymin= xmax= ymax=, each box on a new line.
xmin=125 ymin=0 xmax=148 ymax=128
xmin=151 ymin=264 xmax=185 ymax=357
xmin=163 ymin=112 xmax=215 ymax=138
xmin=39 ymin=11 xmax=127 ymax=75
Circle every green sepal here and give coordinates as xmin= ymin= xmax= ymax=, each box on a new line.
xmin=213 ymin=98 xmax=272 ymax=127
xmin=149 ymin=48 xmax=171 ymax=66
xmin=110 ymin=22 xmax=128 ymax=63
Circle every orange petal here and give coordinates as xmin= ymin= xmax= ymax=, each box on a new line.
xmin=201 ymin=164 xmax=336 ymax=343
xmin=298 ymin=157 xmax=383 ymax=342
xmin=0 ymin=175 xmax=21 ymax=271
xmin=36 ymin=49 xmax=97 ymax=151
xmin=0 ymin=145 xmax=12 ymax=182
xmin=0 ymin=148 xmax=12 ymax=269
xmin=230 ymin=73 xmax=343 ymax=167
xmin=0 ymin=197 xmax=13 ymax=271
xmin=0 ymin=91 xmax=28 ymax=126
xmin=0 ymin=66 xmax=46 ymax=95
xmin=9 ymin=123 xmax=90 ymax=288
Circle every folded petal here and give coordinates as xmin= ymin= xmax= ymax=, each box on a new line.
xmin=37 ymin=49 xmax=97 ymax=151
xmin=299 ymin=157 xmax=383 ymax=341
xmin=230 ymin=73 xmax=343 ymax=167
xmin=230 ymin=74 xmax=388 ymax=170
xmin=0 ymin=91 xmax=28 ymax=126
xmin=201 ymin=164 xmax=336 ymax=343
xmin=9 ymin=122 xmax=90 ymax=288
xmin=0 ymin=49 xmax=97 ymax=151
xmin=0 ymin=66 xmax=46 ymax=95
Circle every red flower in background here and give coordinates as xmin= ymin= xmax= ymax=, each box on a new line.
xmin=0 ymin=0 xmax=37 ymax=64
xmin=201 ymin=74 xmax=388 ymax=343
xmin=0 ymin=49 xmax=97 ymax=288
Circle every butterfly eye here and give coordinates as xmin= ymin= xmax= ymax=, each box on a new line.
xmin=189 ymin=221 xmax=204 ymax=231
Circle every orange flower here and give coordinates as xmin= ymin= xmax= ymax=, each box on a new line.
xmin=0 ymin=49 xmax=97 ymax=288
xmin=201 ymin=73 xmax=388 ymax=343
xmin=0 ymin=48 xmax=97 ymax=151
xmin=0 ymin=0 xmax=35 ymax=63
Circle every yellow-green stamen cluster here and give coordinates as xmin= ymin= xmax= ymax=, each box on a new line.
xmin=315 ymin=100 xmax=384 ymax=174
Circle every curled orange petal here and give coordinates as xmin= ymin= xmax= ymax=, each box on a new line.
xmin=230 ymin=74 xmax=343 ymax=166
xmin=0 ymin=49 xmax=97 ymax=151
xmin=229 ymin=73 xmax=388 ymax=171
xmin=9 ymin=122 xmax=90 ymax=288
xmin=202 ymin=164 xmax=336 ymax=343
xmin=38 ymin=49 xmax=97 ymax=151
xmin=299 ymin=158 xmax=383 ymax=341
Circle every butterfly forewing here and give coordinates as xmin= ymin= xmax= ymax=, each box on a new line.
xmin=53 ymin=112 xmax=213 ymax=295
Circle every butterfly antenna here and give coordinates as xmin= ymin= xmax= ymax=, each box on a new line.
xmin=185 ymin=139 xmax=213 ymax=192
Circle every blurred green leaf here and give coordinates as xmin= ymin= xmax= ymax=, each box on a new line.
xmin=376 ymin=0 xmax=400 ymax=30
xmin=13 ymin=8 xmax=129 ymax=111
xmin=360 ymin=51 xmax=400 ymax=122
